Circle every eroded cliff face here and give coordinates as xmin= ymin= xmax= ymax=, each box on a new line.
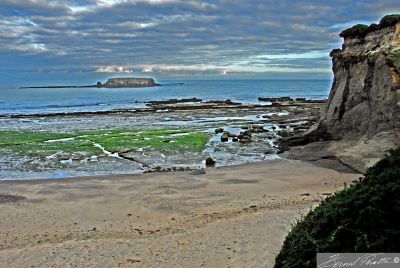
xmin=318 ymin=21 xmax=400 ymax=141
xmin=286 ymin=16 xmax=400 ymax=172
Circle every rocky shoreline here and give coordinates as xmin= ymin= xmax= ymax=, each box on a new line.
xmin=0 ymin=98 xmax=328 ymax=179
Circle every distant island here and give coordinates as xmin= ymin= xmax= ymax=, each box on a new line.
xmin=20 ymin=77 xmax=160 ymax=89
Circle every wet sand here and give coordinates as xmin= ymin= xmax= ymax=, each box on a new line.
xmin=0 ymin=159 xmax=360 ymax=267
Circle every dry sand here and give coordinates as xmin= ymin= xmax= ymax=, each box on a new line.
xmin=0 ymin=159 xmax=360 ymax=267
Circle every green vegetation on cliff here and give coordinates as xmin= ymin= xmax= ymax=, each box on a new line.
xmin=339 ymin=14 xmax=400 ymax=38
xmin=274 ymin=149 xmax=400 ymax=268
xmin=388 ymin=48 xmax=400 ymax=73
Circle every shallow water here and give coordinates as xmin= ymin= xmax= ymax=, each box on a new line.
xmin=0 ymin=110 xmax=285 ymax=180
xmin=0 ymin=79 xmax=331 ymax=115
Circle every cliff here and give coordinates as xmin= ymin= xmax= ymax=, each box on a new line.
xmin=320 ymin=15 xmax=400 ymax=140
xmin=98 ymin=78 xmax=159 ymax=88
xmin=285 ymin=15 xmax=400 ymax=172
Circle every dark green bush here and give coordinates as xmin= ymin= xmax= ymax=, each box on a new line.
xmin=329 ymin=48 xmax=341 ymax=57
xmin=339 ymin=24 xmax=369 ymax=38
xmin=339 ymin=14 xmax=400 ymax=38
xmin=379 ymin=14 xmax=400 ymax=28
xmin=274 ymin=149 xmax=400 ymax=268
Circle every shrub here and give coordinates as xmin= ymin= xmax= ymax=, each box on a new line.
xmin=339 ymin=14 xmax=400 ymax=38
xmin=379 ymin=14 xmax=400 ymax=28
xmin=339 ymin=24 xmax=369 ymax=38
xmin=274 ymin=149 xmax=400 ymax=268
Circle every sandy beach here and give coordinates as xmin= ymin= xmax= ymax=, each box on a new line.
xmin=0 ymin=159 xmax=359 ymax=267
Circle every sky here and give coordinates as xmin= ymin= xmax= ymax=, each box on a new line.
xmin=0 ymin=0 xmax=399 ymax=86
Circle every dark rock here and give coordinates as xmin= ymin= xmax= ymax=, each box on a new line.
xmin=100 ymin=78 xmax=160 ymax=88
xmin=278 ymin=96 xmax=293 ymax=102
xmin=277 ymin=130 xmax=289 ymax=137
xmin=242 ymin=130 xmax=252 ymax=137
xmin=149 ymin=98 xmax=202 ymax=105
xmin=239 ymin=138 xmax=251 ymax=144
xmin=232 ymin=137 xmax=239 ymax=142
xmin=215 ymin=127 xmax=224 ymax=133
xmin=205 ymin=157 xmax=216 ymax=166
xmin=221 ymin=133 xmax=229 ymax=142
xmin=264 ymin=149 xmax=275 ymax=154
xmin=277 ymin=145 xmax=289 ymax=154
xmin=249 ymin=125 xmax=265 ymax=133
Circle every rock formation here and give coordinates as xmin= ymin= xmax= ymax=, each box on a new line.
xmin=285 ymin=15 xmax=400 ymax=172
xmin=320 ymin=15 xmax=400 ymax=140
xmin=98 ymin=78 xmax=160 ymax=88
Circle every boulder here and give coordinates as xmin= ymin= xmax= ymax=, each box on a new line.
xmin=205 ymin=157 xmax=216 ymax=166
xmin=221 ymin=133 xmax=229 ymax=142
xmin=215 ymin=128 xmax=224 ymax=133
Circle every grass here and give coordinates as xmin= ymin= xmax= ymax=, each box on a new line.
xmin=0 ymin=128 xmax=210 ymax=157
xmin=274 ymin=149 xmax=400 ymax=268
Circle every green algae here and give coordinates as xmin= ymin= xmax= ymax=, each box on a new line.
xmin=0 ymin=128 xmax=210 ymax=157
xmin=0 ymin=131 xmax=73 ymax=146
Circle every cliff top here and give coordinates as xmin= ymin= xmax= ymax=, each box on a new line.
xmin=339 ymin=14 xmax=400 ymax=38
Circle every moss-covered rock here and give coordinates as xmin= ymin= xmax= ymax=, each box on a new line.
xmin=274 ymin=148 xmax=400 ymax=268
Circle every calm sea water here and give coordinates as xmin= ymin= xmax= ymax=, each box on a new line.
xmin=0 ymin=79 xmax=332 ymax=115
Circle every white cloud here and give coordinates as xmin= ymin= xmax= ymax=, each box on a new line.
xmin=95 ymin=63 xmax=331 ymax=75
xmin=116 ymin=21 xmax=158 ymax=29
xmin=251 ymin=51 xmax=329 ymax=60
xmin=96 ymin=66 xmax=134 ymax=73
xmin=142 ymin=66 xmax=153 ymax=72
xmin=220 ymin=69 xmax=229 ymax=75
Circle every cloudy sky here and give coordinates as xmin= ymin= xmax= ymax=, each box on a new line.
xmin=0 ymin=0 xmax=399 ymax=85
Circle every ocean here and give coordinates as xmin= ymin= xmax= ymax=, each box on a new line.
xmin=0 ymin=79 xmax=332 ymax=115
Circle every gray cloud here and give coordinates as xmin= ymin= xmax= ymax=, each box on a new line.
xmin=0 ymin=0 xmax=399 ymax=81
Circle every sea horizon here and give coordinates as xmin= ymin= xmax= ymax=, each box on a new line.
xmin=0 ymin=78 xmax=332 ymax=115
